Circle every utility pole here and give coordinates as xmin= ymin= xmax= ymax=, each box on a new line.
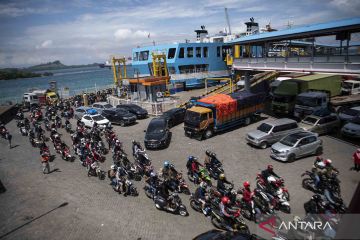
xmin=225 ymin=7 xmax=232 ymax=35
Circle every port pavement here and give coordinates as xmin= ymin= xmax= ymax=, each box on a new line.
xmin=0 ymin=113 xmax=359 ymax=240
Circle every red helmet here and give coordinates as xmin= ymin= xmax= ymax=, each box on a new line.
xmin=243 ymin=181 xmax=250 ymax=188
xmin=221 ymin=196 xmax=230 ymax=205
xmin=324 ymin=159 xmax=332 ymax=166
xmin=267 ymin=165 xmax=273 ymax=171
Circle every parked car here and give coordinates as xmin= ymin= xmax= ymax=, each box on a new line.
xmin=116 ymin=104 xmax=148 ymax=119
xmin=74 ymin=106 xmax=91 ymax=120
xmin=299 ymin=114 xmax=340 ymax=135
xmin=162 ymin=108 xmax=186 ymax=128
xmin=246 ymin=118 xmax=302 ymax=149
xmin=341 ymin=117 xmax=360 ymax=139
xmin=101 ymin=109 xmax=136 ymax=126
xmin=144 ymin=118 xmax=171 ymax=149
xmin=270 ymin=131 xmax=323 ymax=162
xmin=81 ymin=114 xmax=111 ymax=129
xmin=91 ymin=102 xmax=113 ymax=114
xmin=338 ymin=106 xmax=360 ymax=122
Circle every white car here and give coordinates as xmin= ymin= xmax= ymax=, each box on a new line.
xmin=81 ymin=114 xmax=111 ymax=128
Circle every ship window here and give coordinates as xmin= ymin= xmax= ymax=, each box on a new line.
xmin=133 ymin=52 xmax=139 ymax=61
xmin=139 ymin=51 xmax=149 ymax=61
xmin=179 ymin=47 xmax=184 ymax=58
xmin=168 ymin=48 xmax=176 ymax=59
xmin=168 ymin=66 xmax=176 ymax=74
xmin=196 ymin=47 xmax=201 ymax=58
xmin=217 ymin=47 xmax=221 ymax=57
xmin=187 ymin=47 xmax=193 ymax=58
xmin=203 ymin=47 xmax=208 ymax=58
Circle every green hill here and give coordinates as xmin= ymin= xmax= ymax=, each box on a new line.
xmin=27 ymin=60 xmax=67 ymax=71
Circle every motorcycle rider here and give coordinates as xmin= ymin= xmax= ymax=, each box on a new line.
xmin=115 ymin=166 xmax=127 ymax=195
xmin=132 ymin=140 xmax=143 ymax=158
xmin=108 ymin=165 xmax=117 ymax=185
xmin=113 ymin=140 xmax=122 ymax=154
xmin=312 ymin=156 xmax=325 ymax=188
xmin=194 ymin=182 xmax=209 ymax=215
xmin=204 ymin=150 xmax=221 ymax=168
xmin=187 ymin=156 xmax=203 ymax=180
xmin=217 ymin=174 xmax=233 ymax=196
xmin=65 ymin=118 xmax=71 ymax=130
xmin=219 ymin=196 xmax=239 ymax=231
xmin=261 ymin=165 xmax=282 ymax=190
xmin=240 ymin=181 xmax=255 ymax=217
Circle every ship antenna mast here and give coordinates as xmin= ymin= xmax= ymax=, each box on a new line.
xmin=225 ymin=7 xmax=231 ymax=35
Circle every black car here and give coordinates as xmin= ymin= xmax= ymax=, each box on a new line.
xmin=101 ymin=109 xmax=137 ymax=126
xmin=116 ymin=104 xmax=148 ymax=119
xmin=162 ymin=107 xmax=186 ymax=128
xmin=144 ymin=118 xmax=171 ymax=149
xmin=193 ymin=229 xmax=261 ymax=240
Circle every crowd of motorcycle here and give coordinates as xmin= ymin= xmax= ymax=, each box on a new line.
xmin=9 ymin=99 xmax=349 ymax=238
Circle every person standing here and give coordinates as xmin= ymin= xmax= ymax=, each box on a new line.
xmin=352 ymin=149 xmax=360 ymax=172
xmin=6 ymin=131 xmax=12 ymax=149
xmin=41 ymin=154 xmax=50 ymax=174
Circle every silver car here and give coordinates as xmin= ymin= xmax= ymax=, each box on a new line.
xmin=270 ymin=131 xmax=323 ymax=162
xmin=74 ymin=106 xmax=91 ymax=120
xmin=246 ymin=118 xmax=302 ymax=149
xmin=91 ymin=102 xmax=113 ymax=114
xmin=341 ymin=117 xmax=360 ymax=138
xmin=299 ymin=114 xmax=340 ymax=135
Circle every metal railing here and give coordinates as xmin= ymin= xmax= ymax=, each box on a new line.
xmin=107 ymin=95 xmax=178 ymax=116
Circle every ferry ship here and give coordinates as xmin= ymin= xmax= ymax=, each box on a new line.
xmin=131 ymin=25 xmax=236 ymax=92
xmin=131 ymin=18 xmax=267 ymax=92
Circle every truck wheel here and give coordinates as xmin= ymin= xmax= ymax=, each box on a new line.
xmin=204 ymin=129 xmax=213 ymax=139
xmin=259 ymin=141 xmax=268 ymax=149
xmin=244 ymin=117 xmax=251 ymax=126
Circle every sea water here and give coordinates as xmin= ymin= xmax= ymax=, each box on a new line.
xmin=0 ymin=66 xmax=134 ymax=104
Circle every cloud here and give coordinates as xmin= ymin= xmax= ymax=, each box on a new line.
xmin=114 ymin=29 xmax=151 ymax=41
xmin=36 ymin=40 xmax=53 ymax=49
xmin=0 ymin=2 xmax=61 ymax=17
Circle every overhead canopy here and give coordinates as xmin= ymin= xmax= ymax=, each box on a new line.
xmin=230 ymin=17 xmax=360 ymax=45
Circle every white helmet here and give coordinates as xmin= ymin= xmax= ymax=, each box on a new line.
xmin=111 ymin=165 xmax=116 ymax=170
xmin=200 ymin=181 xmax=207 ymax=189
xmin=150 ymin=172 xmax=156 ymax=178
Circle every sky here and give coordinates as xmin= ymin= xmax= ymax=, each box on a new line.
xmin=0 ymin=0 xmax=359 ymax=68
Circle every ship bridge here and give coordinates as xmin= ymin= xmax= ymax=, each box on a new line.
xmin=230 ymin=18 xmax=360 ymax=75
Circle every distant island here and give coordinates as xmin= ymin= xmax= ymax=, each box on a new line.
xmin=0 ymin=60 xmax=101 ymax=80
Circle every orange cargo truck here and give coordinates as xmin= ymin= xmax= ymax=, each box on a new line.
xmin=184 ymin=92 xmax=265 ymax=140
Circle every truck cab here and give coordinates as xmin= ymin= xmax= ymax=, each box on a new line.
xmin=184 ymin=106 xmax=214 ymax=139
xmin=23 ymin=93 xmax=39 ymax=109
xmin=46 ymin=91 xmax=58 ymax=104
xmin=294 ymin=92 xmax=328 ymax=118
xmin=341 ymin=80 xmax=360 ymax=95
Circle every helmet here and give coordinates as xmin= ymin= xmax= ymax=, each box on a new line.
xmin=210 ymin=152 xmax=217 ymax=158
xmin=267 ymin=165 xmax=273 ymax=171
xmin=357 ymin=148 xmax=360 ymax=153
xmin=205 ymin=150 xmax=211 ymax=156
xmin=150 ymin=172 xmax=156 ymax=178
xmin=164 ymin=161 xmax=170 ymax=168
xmin=219 ymin=173 xmax=225 ymax=180
xmin=188 ymin=156 xmax=194 ymax=161
xmin=324 ymin=159 xmax=332 ymax=166
xmin=111 ymin=165 xmax=116 ymax=170
xmin=200 ymin=182 xmax=207 ymax=189
xmin=132 ymin=140 xmax=136 ymax=144
xmin=116 ymin=140 xmax=120 ymax=143
xmin=221 ymin=196 xmax=230 ymax=205
xmin=243 ymin=181 xmax=250 ymax=188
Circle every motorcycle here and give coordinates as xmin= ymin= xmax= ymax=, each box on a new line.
xmin=60 ymin=147 xmax=75 ymax=162
xmin=189 ymin=194 xmax=211 ymax=216
xmin=205 ymin=162 xmax=224 ymax=180
xmin=87 ymin=164 xmax=106 ymax=180
xmin=153 ymin=193 xmax=188 ymax=216
xmin=144 ymin=183 xmax=158 ymax=199
xmin=177 ymin=174 xmax=191 ymax=195
xmin=95 ymin=141 xmax=108 ymax=155
xmin=257 ymin=174 xmax=290 ymax=201
xmin=210 ymin=208 xmax=249 ymax=233
xmin=30 ymin=137 xmax=42 ymax=148
xmin=20 ymin=126 xmax=28 ymax=136
xmin=135 ymin=150 xmax=151 ymax=166
xmin=301 ymin=170 xmax=341 ymax=195
xmin=65 ymin=123 xmax=73 ymax=133
xmin=125 ymin=180 xmax=139 ymax=197
xmin=124 ymin=163 xmax=142 ymax=181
